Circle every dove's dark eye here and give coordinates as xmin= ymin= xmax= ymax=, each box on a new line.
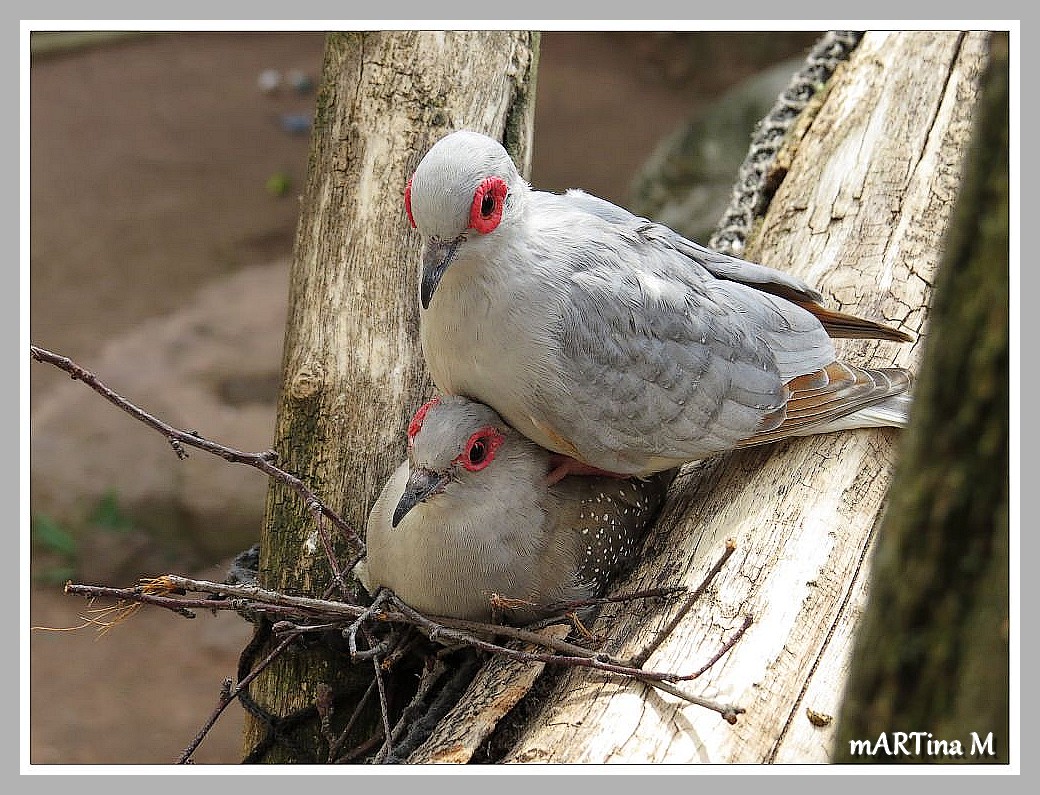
xmin=480 ymin=192 xmax=495 ymax=218
xmin=468 ymin=439 xmax=487 ymax=465
xmin=469 ymin=177 xmax=508 ymax=234
xmin=457 ymin=428 xmax=504 ymax=472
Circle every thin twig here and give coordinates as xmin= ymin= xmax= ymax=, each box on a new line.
xmin=67 ymin=575 xmax=740 ymax=688
xmin=308 ymin=501 xmax=352 ymax=598
xmin=63 ymin=581 xmax=344 ymax=626
xmin=389 ymin=595 xmax=743 ymax=719
xmin=177 ymin=628 xmax=302 ymax=763
xmin=381 ymin=629 xmax=427 ymax=671
xmin=270 ymin=620 xmax=341 ymax=635
xmin=30 ymin=345 xmax=363 ymax=555
xmin=640 ymin=678 xmax=744 ymax=725
xmin=376 ymin=657 xmax=448 ymax=763
xmin=368 ymin=627 xmax=395 ymax=761
xmin=627 ymin=538 xmax=738 ymax=669
xmin=160 ymin=577 xmax=369 ymax=619
xmin=345 ymin=590 xmax=392 ymax=659
xmin=315 ymin=683 xmax=337 ymax=752
xmin=65 ymin=563 xmax=746 ymax=724
xmin=329 ymin=678 xmax=379 ymax=763
xmin=543 ymin=585 xmax=688 ymax=613
xmin=336 ymin=733 xmax=384 ymax=765
xmin=71 ymin=574 xmax=743 ymax=712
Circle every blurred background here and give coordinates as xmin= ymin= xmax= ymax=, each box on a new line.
xmin=28 ymin=29 xmax=821 ymax=764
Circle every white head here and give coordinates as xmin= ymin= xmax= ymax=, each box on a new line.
xmin=385 ymin=395 xmax=547 ymax=528
xmin=405 ymin=130 xmax=529 ymax=309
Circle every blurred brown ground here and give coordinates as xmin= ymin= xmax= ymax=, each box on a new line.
xmin=28 ymin=30 xmax=818 ymax=765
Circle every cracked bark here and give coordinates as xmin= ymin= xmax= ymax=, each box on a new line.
xmin=240 ymin=30 xmax=539 ymax=763
xmin=499 ymin=30 xmax=992 ymax=764
xmin=834 ymin=31 xmax=1009 ymax=765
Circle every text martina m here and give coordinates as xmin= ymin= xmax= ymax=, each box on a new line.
xmin=848 ymin=731 xmax=996 ymax=758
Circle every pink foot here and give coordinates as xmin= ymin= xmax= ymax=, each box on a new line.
xmin=545 ymin=454 xmax=629 ymax=486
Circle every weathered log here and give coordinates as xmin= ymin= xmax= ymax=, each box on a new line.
xmin=834 ymin=31 xmax=1009 ymax=765
xmin=502 ymin=30 xmax=990 ymax=764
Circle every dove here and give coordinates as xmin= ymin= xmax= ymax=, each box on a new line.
xmin=358 ymin=396 xmax=671 ymax=623
xmin=405 ymin=129 xmax=913 ymax=478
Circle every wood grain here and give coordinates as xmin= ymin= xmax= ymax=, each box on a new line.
xmin=242 ymin=31 xmax=540 ymax=760
xmin=502 ymin=30 xmax=989 ymax=765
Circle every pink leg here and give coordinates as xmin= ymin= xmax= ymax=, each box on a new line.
xmin=545 ymin=454 xmax=630 ymax=486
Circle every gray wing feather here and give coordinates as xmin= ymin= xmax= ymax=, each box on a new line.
xmin=561 ymin=188 xmax=825 ymax=304
xmin=530 ymin=192 xmax=837 ymax=469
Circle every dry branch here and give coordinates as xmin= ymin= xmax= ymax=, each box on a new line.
xmin=34 ymin=326 xmax=751 ymax=758
xmin=29 ymin=344 xmax=363 ymax=554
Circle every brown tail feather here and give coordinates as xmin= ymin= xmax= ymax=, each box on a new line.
xmin=794 ymin=300 xmax=914 ymax=343
xmin=741 ymin=362 xmax=912 ymax=447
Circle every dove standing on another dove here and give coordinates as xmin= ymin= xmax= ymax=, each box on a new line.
xmin=358 ymin=396 xmax=672 ymax=623
xmin=404 ymin=130 xmax=913 ymax=479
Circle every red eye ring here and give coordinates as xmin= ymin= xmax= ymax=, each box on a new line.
xmin=457 ymin=428 xmax=504 ymax=472
xmin=404 ymin=175 xmax=416 ymax=229
xmin=468 ymin=177 xmax=508 ymax=234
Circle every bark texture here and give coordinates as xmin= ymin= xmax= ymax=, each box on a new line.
xmin=833 ymin=31 xmax=1009 ymax=765
xmin=241 ymin=30 xmax=539 ymax=762
xmin=501 ymin=30 xmax=991 ymax=764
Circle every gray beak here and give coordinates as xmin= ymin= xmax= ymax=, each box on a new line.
xmin=420 ymin=238 xmax=462 ymax=310
xmin=392 ymin=466 xmax=450 ymax=528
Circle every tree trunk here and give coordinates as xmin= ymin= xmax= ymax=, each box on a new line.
xmin=241 ymin=30 xmax=539 ymax=763
xmin=833 ymin=31 xmax=1009 ymax=764
xmin=502 ymin=30 xmax=991 ymax=764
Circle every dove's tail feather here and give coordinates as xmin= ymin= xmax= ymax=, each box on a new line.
xmin=792 ymin=391 xmax=913 ymax=436
xmin=740 ymin=363 xmax=913 ymax=447
xmin=794 ymin=301 xmax=915 ymax=343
